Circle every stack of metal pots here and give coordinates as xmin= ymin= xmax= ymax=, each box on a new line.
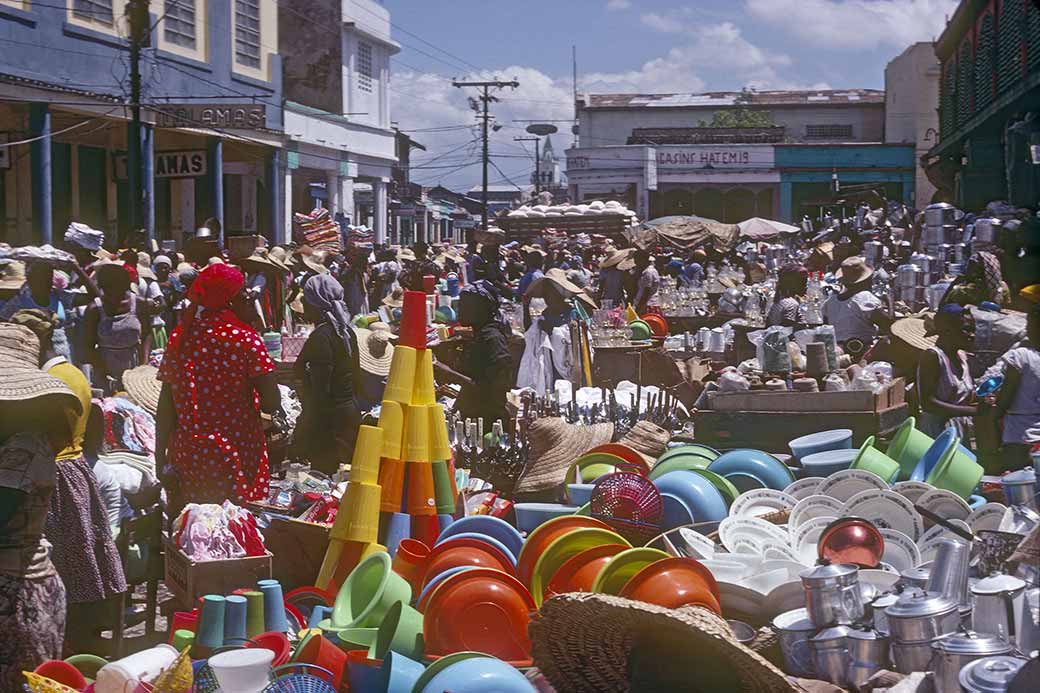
xmin=973 ymin=217 xmax=1003 ymax=253
xmin=885 ymin=588 xmax=961 ymax=673
xmin=896 ymin=263 xmax=926 ymax=309
xmin=924 ymin=202 xmax=959 ymax=257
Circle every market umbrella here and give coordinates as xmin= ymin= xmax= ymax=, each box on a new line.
xmin=737 ymin=217 xmax=800 ymax=240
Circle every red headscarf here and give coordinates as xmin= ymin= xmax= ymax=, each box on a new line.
xmin=165 ymin=264 xmax=246 ymax=361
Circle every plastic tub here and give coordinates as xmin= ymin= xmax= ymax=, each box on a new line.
xmin=800 ymin=449 xmax=858 ymax=478
xmin=886 ymin=417 xmax=935 ymax=481
xmin=208 ymin=648 xmax=275 ymax=693
xmin=513 ymin=503 xmax=580 ymax=534
xmin=788 ymin=429 xmax=853 ymax=461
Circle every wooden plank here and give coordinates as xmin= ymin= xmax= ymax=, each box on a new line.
xmin=707 ymin=378 xmax=904 ymax=413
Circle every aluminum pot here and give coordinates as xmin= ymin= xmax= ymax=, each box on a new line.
xmin=801 ymin=563 xmax=864 ymax=628
xmin=810 ymin=626 xmax=850 ymax=687
xmin=974 ymin=218 xmax=1003 ymax=246
xmin=896 ymin=264 xmax=924 ymax=289
xmin=899 ymin=567 xmax=931 ymax=591
xmin=931 ymin=631 xmax=1013 ymax=693
xmin=846 ymin=628 xmax=889 ymax=688
xmin=925 ymin=202 xmax=957 ymax=228
xmin=886 ymin=589 xmax=961 ymax=643
xmin=892 ymin=639 xmax=942 ymax=673
xmin=971 ymin=574 xmax=1027 ymax=647
xmin=1001 ymin=469 xmax=1037 ymax=511
xmin=959 ymin=655 xmax=1030 ymax=693
xmin=870 ymin=592 xmax=900 ymax=633
xmin=772 ymin=608 xmax=817 ymax=678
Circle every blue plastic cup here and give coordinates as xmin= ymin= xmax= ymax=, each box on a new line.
xmin=380 ymin=512 xmax=412 ymax=557
xmin=437 ymin=513 xmax=453 ymax=533
xmin=257 ymin=579 xmax=288 ymax=633
xmin=196 ymin=595 xmax=226 ymax=649
xmin=223 ymin=594 xmax=247 ymax=644
xmin=382 ymin=651 xmax=425 ymax=693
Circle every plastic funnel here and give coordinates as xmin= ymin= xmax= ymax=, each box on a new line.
xmin=432 ymin=460 xmax=455 ymax=514
xmin=384 ymin=347 xmax=418 ymax=405
xmin=223 ymin=595 xmax=247 ymax=644
xmin=391 ymin=538 xmax=430 ymax=593
xmin=257 ymin=580 xmax=288 ymax=634
xmin=378 ymin=458 xmax=407 ymax=513
xmin=336 ymin=627 xmax=378 ymax=651
xmin=399 ymin=290 xmax=428 ymax=349
xmin=243 ymin=591 xmax=264 ymax=638
xmin=350 ymin=425 xmax=383 ymax=486
xmin=197 ymin=595 xmax=227 ymax=649
xmin=330 ymin=482 xmax=382 ymax=544
xmin=378 ymin=400 xmax=405 ymax=460
xmin=428 ymin=404 xmax=452 ymax=462
xmin=850 ymin=436 xmax=900 ymax=483
xmin=404 ymin=404 xmax=430 ymax=463
xmin=412 ymin=514 xmax=441 ymax=548
xmin=371 ymin=600 xmax=425 ymax=660
xmin=406 ymin=462 xmax=437 ymax=516
xmin=380 ymin=512 xmax=412 ymax=556
xmin=412 ymin=348 xmax=436 ymax=406
xmin=331 ymin=551 xmax=413 ymax=629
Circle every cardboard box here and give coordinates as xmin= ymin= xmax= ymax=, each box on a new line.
xmin=706 ymin=378 xmax=905 ymax=413
xmin=164 ymin=539 xmax=272 ymax=608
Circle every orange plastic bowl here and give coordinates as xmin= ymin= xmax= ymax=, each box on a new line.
xmin=584 ymin=444 xmax=651 ymax=475
xmin=618 ymin=557 xmax=722 ymax=614
xmin=422 ymin=537 xmax=515 ymax=587
xmin=515 ymin=515 xmax=612 ymax=587
xmin=545 ymin=543 xmax=629 ymax=599
xmin=642 ymin=314 xmax=669 ymax=338
xmin=422 ymin=567 xmax=535 ymax=665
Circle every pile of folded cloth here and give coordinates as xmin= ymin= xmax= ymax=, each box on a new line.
xmin=293 ymin=208 xmax=341 ymax=253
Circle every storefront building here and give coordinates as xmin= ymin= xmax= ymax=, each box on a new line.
xmin=0 ymin=1 xmax=284 ymax=246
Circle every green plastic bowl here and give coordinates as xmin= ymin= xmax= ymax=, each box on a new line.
xmin=330 ymin=551 xmax=412 ymax=629
xmin=885 ymin=417 xmax=935 ymax=481
xmin=648 ymin=454 xmax=713 ymax=481
xmin=926 ymin=443 xmax=984 ymax=499
xmin=850 ymin=436 xmax=900 ymax=483
xmin=629 ymin=320 xmax=651 ymax=340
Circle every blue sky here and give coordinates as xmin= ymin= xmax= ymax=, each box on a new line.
xmin=383 ymin=0 xmax=958 ymax=190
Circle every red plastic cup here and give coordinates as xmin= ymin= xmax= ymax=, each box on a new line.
xmin=399 ymin=290 xmax=428 ymax=349
xmin=405 ymin=461 xmax=437 ymax=517
xmin=168 ymin=610 xmax=198 ymax=643
xmin=422 ymin=274 xmax=437 ymax=294
xmin=392 ymin=538 xmax=431 ymax=592
xmin=411 ymin=514 xmax=440 ymax=548
xmin=295 ymin=633 xmax=348 ymax=690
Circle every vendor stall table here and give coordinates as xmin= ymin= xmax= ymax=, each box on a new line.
xmin=591 ymin=342 xmax=657 ymax=387
xmin=662 ymin=314 xmax=731 ymax=333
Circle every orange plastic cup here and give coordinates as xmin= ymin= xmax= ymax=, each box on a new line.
xmin=411 ymin=348 xmax=436 ymax=406
xmin=378 ymin=400 xmax=405 ymax=460
xmin=384 ymin=346 xmax=418 ymax=404
xmin=392 ymin=538 xmax=431 ymax=593
xmin=404 ymin=404 xmax=430 ymax=463
xmin=349 ymin=425 xmax=383 ymax=486
xmin=378 ymin=457 xmax=406 ymax=513
xmin=295 ymin=633 xmax=348 ymax=690
xmin=405 ymin=461 xmax=436 ymax=516
xmin=428 ymin=404 xmax=452 ymax=461
xmin=411 ymin=514 xmax=441 ymax=549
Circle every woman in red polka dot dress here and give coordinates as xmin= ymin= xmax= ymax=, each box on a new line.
xmin=155 ymin=264 xmax=283 ymax=515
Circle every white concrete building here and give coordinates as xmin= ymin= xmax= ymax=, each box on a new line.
xmin=278 ymin=0 xmax=398 ymax=243
xmin=884 ymin=43 xmax=941 ymax=207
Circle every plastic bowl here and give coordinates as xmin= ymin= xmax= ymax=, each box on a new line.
xmin=660 ymin=492 xmax=695 ymax=530
xmin=423 ymin=537 xmax=516 ymax=586
xmin=564 ymin=452 xmax=627 ymax=485
xmin=618 ymin=556 xmax=722 ymax=614
xmin=34 ymin=660 xmax=87 ymax=690
xmin=648 ymin=454 xmax=714 ymax=481
xmin=331 ymin=551 xmax=413 ymax=629
xmin=799 ymin=448 xmax=858 ymax=477
xmin=435 ymin=515 xmax=523 ymax=562
xmin=585 ymin=443 xmax=652 ymax=473
xmin=529 ymin=527 xmax=631 ymax=607
xmin=708 ymin=449 xmax=796 ymax=491
xmin=417 ymin=566 xmax=478 ymax=612
xmin=433 ymin=532 xmax=517 ymax=566
xmin=567 ymin=484 xmax=596 ymax=506
xmin=910 ymin=429 xmax=959 ymax=482
xmin=515 ymin=515 xmax=612 ymax=587
xmin=382 ymin=651 xmax=425 ymax=693
xmin=63 ymin=654 xmax=107 ymax=683
xmin=850 ymin=436 xmax=900 ymax=483
xmin=659 ymin=443 xmax=720 ymax=462
xmin=208 ymin=648 xmax=275 ymax=693
xmin=590 ymin=547 xmax=671 ymax=595
xmin=688 ymin=469 xmax=740 ymax=507
xmin=885 ymin=417 xmax=935 ymax=481
xmin=419 ymin=654 xmax=533 ymax=693
xmin=788 ymin=429 xmax=853 ymax=461
xmin=652 ymin=470 xmax=728 ymax=523
xmin=513 ymin=503 xmax=580 ymax=534
xmin=246 ymin=631 xmax=291 ymax=666
xmin=545 ymin=543 xmax=629 ymax=598
xmin=422 ymin=568 xmax=535 ymax=664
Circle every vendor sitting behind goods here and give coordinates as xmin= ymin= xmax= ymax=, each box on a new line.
xmin=435 ymin=281 xmax=514 ymax=426
xmin=916 ymin=303 xmax=977 ymax=440
xmin=822 ymin=256 xmax=889 ymax=356
xmin=766 ymin=264 xmax=808 ymax=328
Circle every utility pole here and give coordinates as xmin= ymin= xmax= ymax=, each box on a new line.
xmin=126 ymin=0 xmax=150 ymax=237
xmin=452 ymin=79 xmax=519 ymax=232
xmin=514 ymin=136 xmax=541 ymax=195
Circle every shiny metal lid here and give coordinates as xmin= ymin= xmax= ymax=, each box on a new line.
xmin=885 ymin=588 xmax=958 ymax=619
xmin=972 ymin=574 xmax=1026 ymax=596
xmin=932 ymin=631 xmax=1013 ymax=656
xmin=847 ymin=628 xmax=888 ymax=642
xmin=958 ymin=656 xmax=1029 ymax=693
xmin=800 ymin=563 xmax=859 ymax=588
xmin=811 ymin=625 xmax=851 ymax=645
xmin=771 ymin=608 xmax=814 ymax=632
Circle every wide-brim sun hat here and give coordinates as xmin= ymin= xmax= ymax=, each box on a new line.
xmin=514 ymin=417 xmax=614 ymax=493
xmin=835 ymin=255 xmax=874 ymax=285
xmin=891 ymin=314 xmax=937 ymax=352
xmin=0 ymin=323 xmax=80 ymax=411
xmin=238 ymin=247 xmax=289 ymax=275
xmin=0 ymin=259 xmax=27 ymax=290
xmin=525 ymin=268 xmax=598 ymax=311
xmin=600 ymin=248 xmax=635 ymax=270
xmin=355 ymin=326 xmax=395 ymax=377
xmin=531 ymin=593 xmax=799 ymax=693
xmin=620 ymin=420 xmax=671 ymax=462
xmin=122 ymin=364 xmax=162 ymax=415
xmin=382 ymin=288 xmax=404 ymax=308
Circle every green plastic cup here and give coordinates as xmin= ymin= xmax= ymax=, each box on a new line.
xmin=331 ymin=551 xmax=413 ymax=629
xmin=431 ymin=460 xmax=455 ymax=514
xmin=850 ymin=436 xmax=900 ymax=483
xmin=171 ymin=629 xmax=195 ymax=651
xmin=370 ymin=600 xmax=425 ymax=660
xmin=336 ymin=627 xmax=378 ymax=651
xmin=244 ymin=590 xmax=265 ymax=638
xmin=927 ymin=444 xmax=984 ymax=499
xmin=885 ymin=417 xmax=935 ymax=481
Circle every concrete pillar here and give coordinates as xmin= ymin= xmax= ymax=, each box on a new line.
xmin=267 ymin=150 xmax=283 ymax=244
xmin=207 ymin=137 xmax=224 ymax=246
xmin=282 ymin=168 xmax=293 ymax=245
xmin=29 ymin=103 xmax=52 ymax=244
xmin=340 ymin=176 xmax=355 ymax=225
xmin=141 ymin=123 xmax=155 ymax=242
xmin=326 ymin=170 xmax=340 ymax=215
xmin=373 ymin=178 xmax=388 ymax=245
xmin=779 ymin=181 xmax=793 ymax=224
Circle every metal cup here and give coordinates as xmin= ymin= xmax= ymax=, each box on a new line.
xmin=772 ymin=608 xmax=817 ymax=678
xmin=1002 ymin=469 xmax=1038 ymax=511
xmin=927 ymin=539 xmax=972 ymax=609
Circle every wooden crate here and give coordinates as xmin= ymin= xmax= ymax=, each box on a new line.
xmin=707 ymin=378 xmax=905 ymax=413
xmin=164 ymin=539 xmax=272 ymax=609
xmin=261 ymin=517 xmax=330 ymax=592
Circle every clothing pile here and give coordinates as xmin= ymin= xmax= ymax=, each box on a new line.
xmin=99 ymin=396 xmax=156 ymax=456
xmin=346 ymin=225 xmax=374 ymax=246
xmin=293 ymin=208 xmax=341 ymax=253
xmin=64 ymin=221 xmax=105 ymax=251
xmin=171 ymin=501 xmax=266 ymax=559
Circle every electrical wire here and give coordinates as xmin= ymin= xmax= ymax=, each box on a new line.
xmin=0 ymin=110 xmax=120 ymax=147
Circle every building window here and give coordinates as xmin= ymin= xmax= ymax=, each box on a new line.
xmin=957 ymin=40 xmax=974 ymax=126
xmin=357 ymin=41 xmax=373 ymax=93
xmin=73 ymin=0 xmax=114 ymax=24
xmin=998 ymin=0 xmax=1026 ymax=92
xmin=805 ymin=124 xmax=853 ymax=140
xmin=164 ymin=0 xmax=196 ymax=49
xmin=234 ymin=0 xmax=262 ymax=69
xmin=974 ymin=13 xmax=996 ymax=111
xmin=940 ymin=60 xmax=956 ymax=137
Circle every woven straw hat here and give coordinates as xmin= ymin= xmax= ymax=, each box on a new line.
xmin=620 ymin=420 xmax=671 ymax=461
xmin=0 ymin=323 xmax=80 ymax=410
xmin=122 ymin=364 xmax=162 ymax=415
xmin=835 ymin=256 xmax=874 ymax=285
xmin=397 ymin=248 xmax=417 ymax=262
xmin=515 ymin=417 xmax=614 ymax=493
xmin=531 ymin=593 xmax=800 ymax=693
xmin=600 ymin=248 xmax=635 ymax=270
xmin=0 ymin=260 xmax=27 ymax=291
xmin=525 ymin=268 xmax=598 ymax=311
xmin=382 ymin=287 xmax=404 ymax=308
xmin=355 ymin=325 xmax=394 ymax=377
xmin=891 ymin=314 xmax=937 ymax=353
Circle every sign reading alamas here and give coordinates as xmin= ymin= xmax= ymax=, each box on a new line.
xmin=154 ymin=104 xmax=267 ymax=130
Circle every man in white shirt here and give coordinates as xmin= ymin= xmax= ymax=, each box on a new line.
xmin=633 ymin=249 xmax=660 ymax=313
xmin=823 ymin=256 xmax=888 ymax=354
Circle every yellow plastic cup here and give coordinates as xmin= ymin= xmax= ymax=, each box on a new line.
xmin=404 ymin=404 xmax=430 ymax=463
xmin=378 ymin=400 xmax=405 ymax=460
xmin=330 ymin=482 xmax=383 ymax=543
xmin=411 ymin=348 xmax=436 ymax=406
xmin=428 ymin=403 xmax=452 ymax=461
xmin=350 ymin=425 xmax=383 ymax=486
xmin=384 ymin=346 xmax=417 ymax=404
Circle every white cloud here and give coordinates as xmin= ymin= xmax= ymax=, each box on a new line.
xmin=606 ymin=0 xmax=632 ymax=10
xmin=745 ymin=0 xmax=958 ymax=50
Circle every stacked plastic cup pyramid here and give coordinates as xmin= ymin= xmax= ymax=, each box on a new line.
xmin=316 ymin=290 xmax=458 ymax=593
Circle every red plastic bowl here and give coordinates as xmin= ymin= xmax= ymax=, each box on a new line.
xmin=422 ymin=537 xmax=516 ymax=586
xmin=516 ymin=516 xmax=612 ymax=588
xmin=34 ymin=660 xmax=87 ymax=691
xmin=642 ymin=313 xmax=669 ymax=338
xmin=247 ymin=631 xmax=292 ymax=666
xmin=584 ymin=444 xmax=651 ymax=475
xmin=618 ymin=557 xmax=722 ymax=614
xmin=545 ymin=543 xmax=629 ymax=599
xmin=422 ymin=567 xmax=535 ymax=665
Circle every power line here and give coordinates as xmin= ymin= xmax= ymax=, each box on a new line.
xmin=0 ymin=111 xmax=120 ymax=147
